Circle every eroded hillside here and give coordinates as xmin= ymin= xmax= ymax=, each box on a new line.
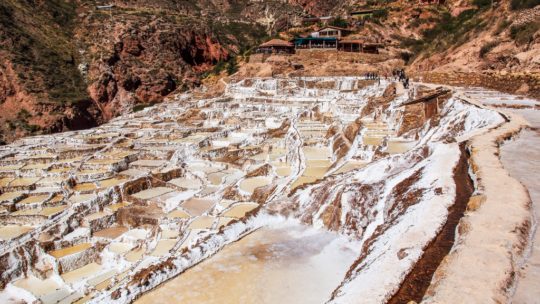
xmin=0 ymin=0 xmax=339 ymax=143
xmin=1 ymin=0 xmax=538 ymax=143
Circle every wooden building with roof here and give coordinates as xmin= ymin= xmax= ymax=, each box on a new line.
xmin=294 ymin=37 xmax=338 ymax=50
xmin=338 ymin=39 xmax=383 ymax=54
xmin=314 ymin=26 xmax=352 ymax=38
xmin=256 ymin=39 xmax=295 ymax=54
xmin=350 ymin=9 xmax=376 ymax=20
xmin=302 ymin=16 xmax=335 ymax=26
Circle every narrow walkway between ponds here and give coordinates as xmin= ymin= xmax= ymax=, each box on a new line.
xmin=462 ymin=89 xmax=540 ymax=304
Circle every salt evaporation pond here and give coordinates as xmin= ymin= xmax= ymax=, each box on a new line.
xmin=136 ymin=221 xmax=359 ymax=304
xmin=239 ymin=176 xmax=272 ymax=194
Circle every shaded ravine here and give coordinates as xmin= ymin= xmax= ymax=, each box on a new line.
xmin=387 ymin=143 xmax=474 ymax=303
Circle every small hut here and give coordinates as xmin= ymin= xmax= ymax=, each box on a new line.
xmin=350 ymin=9 xmax=376 ymax=20
xmin=362 ymin=42 xmax=383 ymax=54
xmin=256 ymin=39 xmax=295 ymax=55
xmin=338 ymin=40 xmax=363 ymax=53
xmin=315 ymin=26 xmax=351 ymax=38
xmin=338 ymin=39 xmax=383 ymax=54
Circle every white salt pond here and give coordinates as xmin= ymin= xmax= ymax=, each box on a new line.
xmin=275 ymin=166 xmax=292 ymax=177
xmin=221 ymin=203 xmax=259 ymax=218
xmin=169 ymin=177 xmax=202 ymax=189
xmin=239 ymin=176 xmax=272 ymax=194
xmin=303 ymin=146 xmax=332 ymax=160
xmin=332 ymin=160 xmax=366 ymax=175
xmin=61 ymin=262 xmax=102 ymax=284
xmin=136 ymin=221 xmax=359 ymax=304
xmin=49 ymin=243 xmax=92 ymax=259
xmin=189 ymin=216 xmax=216 ymax=230
xmin=13 ymin=275 xmax=71 ymax=304
xmin=150 ymin=239 xmax=177 ymax=257
xmin=132 ymin=187 xmax=174 ymax=200
xmin=0 ymin=225 xmax=34 ymax=241
xmin=387 ymin=139 xmax=416 ymax=154
xmin=291 ymin=176 xmax=319 ymax=190
xmin=181 ymin=198 xmax=215 ymax=216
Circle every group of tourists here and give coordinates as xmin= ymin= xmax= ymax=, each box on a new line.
xmin=365 ymin=72 xmax=380 ymax=80
xmin=364 ymin=69 xmax=411 ymax=88
xmin=393 ymin=69 xmax=410 ymax=89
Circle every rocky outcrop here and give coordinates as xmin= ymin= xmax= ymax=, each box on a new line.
xmin=82 ymin=18 xmax=230 ymax=120
xmin=1 ymin=0 xmax=339 ymax=143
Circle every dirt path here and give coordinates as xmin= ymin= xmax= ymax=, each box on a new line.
xmin=410 ymin=83 xmax=532 ymax=303
xmin=461 ymin=89 xmax=540 ymax=304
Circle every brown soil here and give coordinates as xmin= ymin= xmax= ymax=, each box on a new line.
xmin=245 ymin=164 xmax=273 ymax=178
xmin=264 ymin=119 xmax=291 ymax=138
xmin=414 ymin=72 xmax=540 ymax=100
xmin=387 ymin=143 xmax=474 ymax=304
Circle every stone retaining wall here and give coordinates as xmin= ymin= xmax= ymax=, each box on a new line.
xmin=412 ymin=72 xmax=540 ymax=99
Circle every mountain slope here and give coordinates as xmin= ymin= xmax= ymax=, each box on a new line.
xmin=1 ymin=0 xmax=538 ymax=143
xmin=0 ymin=0 xmax=337 ymax=143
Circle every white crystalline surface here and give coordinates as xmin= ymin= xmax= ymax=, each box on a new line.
xmin=0 ymin=77 xmax=507 ymax=304
xmin=461 ymin=88 xmax=540 ymax=304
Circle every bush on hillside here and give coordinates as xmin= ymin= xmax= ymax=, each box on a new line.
xmin=479 ymin=41 xmax=499 ymax=57
xmin=373 ymin=9 xmax=389 ymax=20
xmin=510 ymin=22 xmax=540 ymax=45
xmin=330 ymin=17 xmax=349 ymax=28
xmin=473 ymin=0 xmax=493 ymax=8
xmin=226 ymin=57 xmax=238 ymax=75
xmin=494 ymin=19 xmax=511 ymax=35
xmin=510 ymin=0 xmax=540 ymax=10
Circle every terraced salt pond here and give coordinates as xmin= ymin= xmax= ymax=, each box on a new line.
xmin=0 ymin=225 xmax=34 ymax=241
xmin=239 ymin=176 xmax=272 ymax=194
xmin=136 ymin=221 xmax=359 ymax=304
xmin=221 ymin=202 xmax=259 ymax=218
xmin=0 ymin=77 xmax=514 ymax=303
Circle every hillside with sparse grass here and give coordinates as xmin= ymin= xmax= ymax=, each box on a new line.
xmin=1 ymin=0 xmax=538 ymax=143
xmin=0 ymin=0 xmax=336 ymax=143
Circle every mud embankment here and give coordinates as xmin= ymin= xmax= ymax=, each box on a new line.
xmin=421 ymin=91 xmax=534 ymax=303
xmin=387 ymin=143 xmax=473 ymax=303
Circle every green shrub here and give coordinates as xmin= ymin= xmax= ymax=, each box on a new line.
xmin=17 ymin=109 xmax=31 ymax=120
xmin=330 ymin=17 xmax=349 ymax=28
xmin=494 ymin=19 xmax=511 ymax=35
xmin=479 ymin=41 xmax=499 ymax=57
xmin=0 ymin=0 xmax=90 ymax=105
xmin=226 ymin=57 xmax=238 ymax=76
xmin=510 ymin=0 xmax=540 ymax=10
xmin=399 ymin=51 xmax=413 ymax=64
xmin=373 ymin=9 xmax=389 ymax=20
xmin=510 ymin=22 xmax=540 ymax=45
xmin=422 ymin=9 xmax=481 ymax=48
xmin=23 ymin=124 xmax=41 ymax=132
xmin=473 ymin=0 xmax=493 ymax=8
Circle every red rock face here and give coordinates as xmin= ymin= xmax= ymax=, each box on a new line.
xmin=288 ymin=0 xmax=338 ymax=16
xmin=83 ymin=18 xmax=230 ymax=120
xmin=0 ymin=0 xmax=343 ymax=142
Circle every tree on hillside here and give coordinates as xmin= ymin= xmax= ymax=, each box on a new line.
xmin=330 ymin=17 xmax=349 ymax=28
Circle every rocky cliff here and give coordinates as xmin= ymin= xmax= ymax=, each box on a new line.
xmin=0 ymin=0 xmax=337 ymax=143
xmin=1 ymin=0 xmax=538 ymax=143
